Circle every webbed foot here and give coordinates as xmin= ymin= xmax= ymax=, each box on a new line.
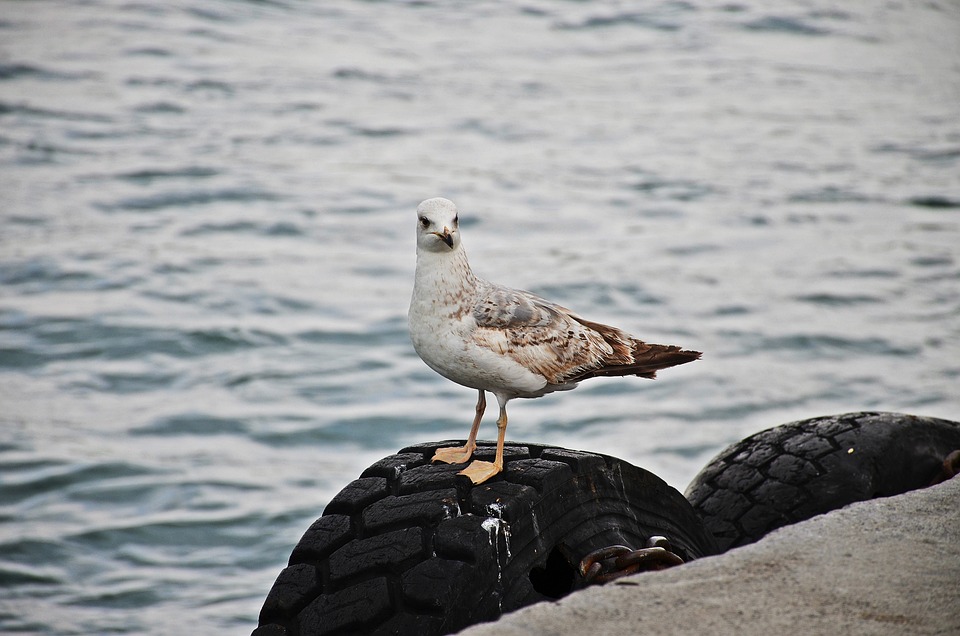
xmin=432 ymin=445 xmax=475 ymax=465
xmin=458 ymin=459 xmax=502 ymax=484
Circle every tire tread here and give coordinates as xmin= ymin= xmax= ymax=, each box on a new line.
xmin=257 ymin=440 xmax=716 ymax=635
xmin=686 ymin=412 xmax=960 ymax=551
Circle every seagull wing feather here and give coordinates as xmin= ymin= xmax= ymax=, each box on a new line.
xmin=471 ymin=284 xmax=623 ymax=385
xmin=471 ymin=283 xmax=701 ymax=385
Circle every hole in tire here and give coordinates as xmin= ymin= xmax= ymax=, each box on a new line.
xmin=529 ymin=545 xmax=577 ymax=599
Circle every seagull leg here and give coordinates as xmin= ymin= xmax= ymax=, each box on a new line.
xmin=459 ymin=403 xmax=507 ymax=484
xmin=432 ymin=390 xmax=485 ymax=465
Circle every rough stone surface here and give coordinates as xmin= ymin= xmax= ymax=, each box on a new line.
xmin=459 ymin=477 xmax=960 ymax=636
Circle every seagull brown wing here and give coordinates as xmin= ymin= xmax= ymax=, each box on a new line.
xmin=471 ymin=284 xmax=700 ymax=386
xmin=563 ymin=316 xmax=702 ymax=382
xmin=470 ymin=285 xmax=617 ymax=384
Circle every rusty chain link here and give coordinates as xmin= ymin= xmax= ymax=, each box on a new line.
xmin=579 ymin=536 xmax=685 ymax=585
xmin=929 ymin=449 xmax=960 ymax=486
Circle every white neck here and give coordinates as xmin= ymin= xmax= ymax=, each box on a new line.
xmin=411 ymin=244 xmax=479 ymax=317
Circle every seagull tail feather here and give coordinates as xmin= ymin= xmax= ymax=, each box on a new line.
xmin=567 ymin=317 xmax=701 ymax=382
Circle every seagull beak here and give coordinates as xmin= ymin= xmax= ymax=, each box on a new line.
xmin=432 ymin=228 xmax=454 ymax=248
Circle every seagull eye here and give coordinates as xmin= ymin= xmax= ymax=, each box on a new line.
xmin=419 ymin=216 xmax=430 ymax=228
xmin=453 ymin=215 xmax=458 ymax=225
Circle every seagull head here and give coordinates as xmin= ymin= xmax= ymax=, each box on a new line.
xmin=416 ymin=197 xmax=461 ymax=253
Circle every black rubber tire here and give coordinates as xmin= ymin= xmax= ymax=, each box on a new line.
xmin=254 ymin=440 xmax=718 ymax=636
xmin=685 ymin=411 xmax=960 ymax=552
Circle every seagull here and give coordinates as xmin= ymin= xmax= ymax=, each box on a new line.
xmin=408 ymin=197 xmax=701 ymax=484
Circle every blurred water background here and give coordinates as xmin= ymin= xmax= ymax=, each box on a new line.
xmin=1 ymin=0 xmax=958 ymax=633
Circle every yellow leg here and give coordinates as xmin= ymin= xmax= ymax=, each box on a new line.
xmin=459 ymin=403 xmax=507 ymax=484
xmin=432 ymin=390 xmax=485 ymax=465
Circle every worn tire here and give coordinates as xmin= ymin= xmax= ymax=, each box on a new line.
xmin=685 ymin=411 xmax=960 ymax=552
xmin=254 ymin=440 xmax=718 ymax=636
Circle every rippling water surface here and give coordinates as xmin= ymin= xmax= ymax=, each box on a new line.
xmin=2 ymin=1 xmax=959 ymax=633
